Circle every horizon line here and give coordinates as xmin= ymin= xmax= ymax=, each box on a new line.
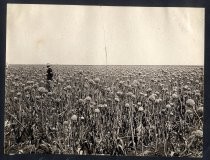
xmin=7 ymin=64 xmax=204 ymax=66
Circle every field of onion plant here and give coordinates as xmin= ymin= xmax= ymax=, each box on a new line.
xmin=4 ymin=65 xmax=204 ymax=157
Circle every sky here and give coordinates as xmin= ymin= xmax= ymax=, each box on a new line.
xmin=6 ymin=4 xmax=204 ymax=65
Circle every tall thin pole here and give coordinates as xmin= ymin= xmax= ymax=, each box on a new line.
xmin=100 ymin=6 xmax=108 ymax=76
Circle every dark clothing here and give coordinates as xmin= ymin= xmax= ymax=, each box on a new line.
xmin=46 ymin=80 xmax=51 ymax=92
xmin=47 ymin=67 xmax=53 ymax=80
xmin=46 ymin=67 xmax=53 ymax=92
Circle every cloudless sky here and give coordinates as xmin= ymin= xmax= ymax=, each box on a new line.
xmin=6 ymin=5 xmax=204 ymax=65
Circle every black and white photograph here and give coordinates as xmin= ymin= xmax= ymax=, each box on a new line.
xmin=4 ymin=4 xmax=204 ymax=157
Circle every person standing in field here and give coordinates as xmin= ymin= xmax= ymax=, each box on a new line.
xmin=46 ymin=64 xmax=53 ymax=91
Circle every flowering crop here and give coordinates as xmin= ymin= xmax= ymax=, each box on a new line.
xmin=4 ymin=65 xmax=204 ymax=157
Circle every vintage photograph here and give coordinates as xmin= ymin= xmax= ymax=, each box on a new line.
xmin=4 ymin=4 xmax=204 ymax=157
